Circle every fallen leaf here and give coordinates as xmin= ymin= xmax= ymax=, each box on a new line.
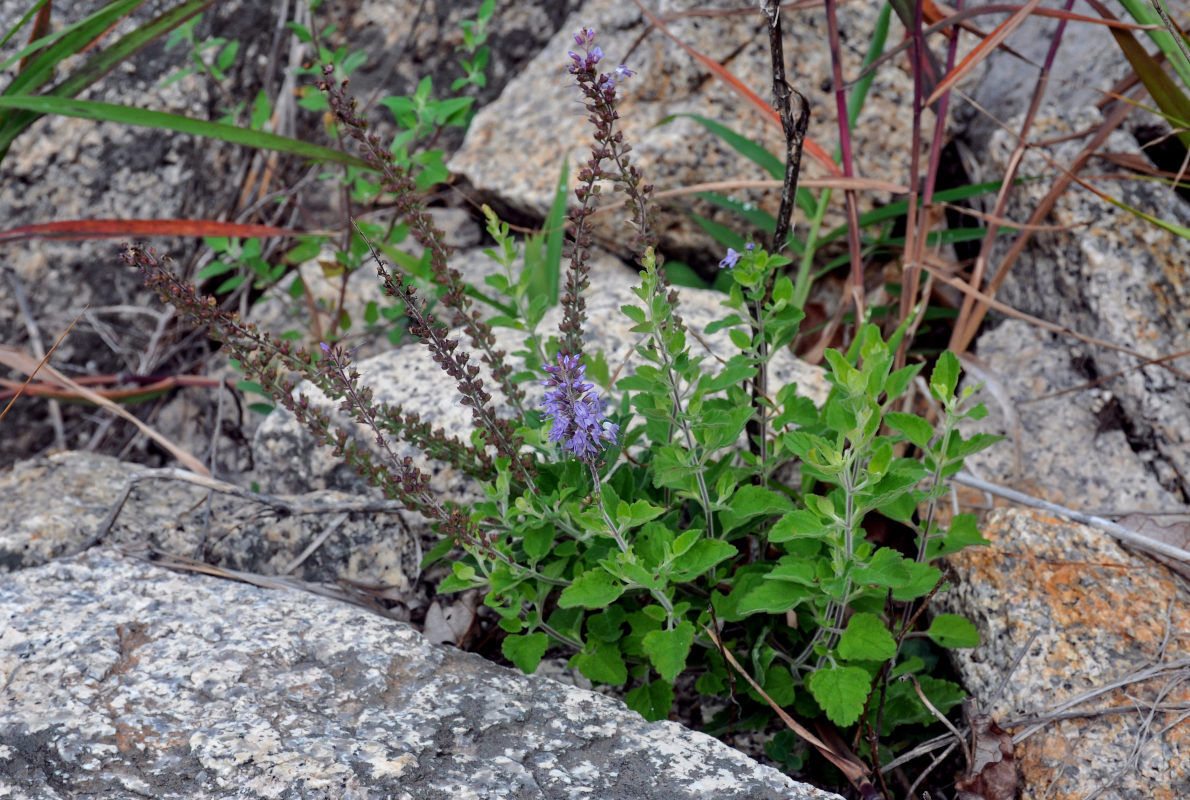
xmin=423 ymin=598 xmax=476 ymax=646
xmin=956 ymin=713 xmax=1018 ymax=800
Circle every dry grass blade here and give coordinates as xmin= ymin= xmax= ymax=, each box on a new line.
xmin=0 ymin=308 xmax=79 ymax=424
xmin=926 ymin=0 xmax=1045 ymax=107
xmin=953 ymin=472 xmax=1190 ymax=564
xmin=113 ymin=542 xmax=410 ymax=622
xmin=949 ymin=0 xmax=1073 ymax=355
xmin=948 ymin=91 xmax=1138 ymax=353
xmin=0 ymin=346 xmax=209 ymax=475
xmin=924 ymin=255 xmax=1190 ymax=380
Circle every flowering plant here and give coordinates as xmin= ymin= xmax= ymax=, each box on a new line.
xmin=127 ymin=25 xmax=997 ymax=785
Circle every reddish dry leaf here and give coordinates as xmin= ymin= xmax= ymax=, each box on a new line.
xmin=956 ymin=713 xmax=1019 ymax=800
xmin=0 ymin=218 xmax=301 ymax=243
xmin=926 ymin=0 xmax=1045 ymax=106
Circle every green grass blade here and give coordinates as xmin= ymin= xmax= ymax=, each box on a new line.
xmin=0 ymin=0 xmax=49 ymax=53
xmin=817 ymin=179 xmax=1030 ymax=245
xmin=1115 ymin=0 xmax=1190 ymax=92
xmin=690 ymin=213 xmax=746 ymax=251
xmin=694 ymin=190 xmax=778 ymax=234
xmin=54 ymin=0 xmax=216 ymax=102
xmin=0 ymin=0 xmax=215 ymax=158
xmin=665 ymin=112 xmax=785 ymax=179
xmin=1108 ymin=23 xmax=1190 ymax=148
xmin=0 ymin=0 xmax=145 ymax=91
xmin=846 ymin=3 xmax=891 ymax=129
xmin=0 ymin=95 xmax=370 ymax=167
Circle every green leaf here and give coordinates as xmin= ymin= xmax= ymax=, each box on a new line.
xmin=929 ymin=351 xmax=960 ymax=403
xmin=616 ymin=499 xmax=666 ymax=528
xmin=764 ymin=558 xmax=817 ymax=585
xmin=719 ymin=485 xmax=795 ymax=532
xmin=640 ymin=622 xmax=695 ymax=683
xmin=759 ymin=663 xmax=797 ymax=707
xmin=884 ymin=363 xmax=923 ymax=402
xmin=502 ymin=632 xmax=548 ymax=674
xmin=927 ymin=614 xmax=980 ymax=648
xmin=0 ymin=95 xmax=368 ymax=167
xmin=558 ymin=569 xmax=624 ymax=609
xmin=884 ymin=411 xmax=934 ymax=449
xmin=852 ymin=547 xmax=912 ymax=588
xmin=882 ymin=674 xmax=966 ymax=730
xmin=891 ymin=562 xmax=943 ymax=602
xmin=585 ymin=606 xmax=626 ymax=643
xmin=620 ymin=304 xmax=647 ymax=325
xmin=736 ymin=579 xmax=810 ymax=616
xmin=697 ymin=359 xmax=757 ymax=392
xmin=625 ymin=679 xmax=674 ymax=722
xmin=926 ymin=512 xmax=989 ymax=558
xmin=837 ymin=612 xmax=897 ymax=662
xmin=669 ymin=539 xmax=736 ymax=582
xmin=768 ymin=510 xmax=829 ymax=542
xmin=728 ymin=327 xmax=752 ymax=350
xmin=694 ymin=406 xmax=754 ymax=451
xmin=571 ymin=640 xmax=628 ymax=685
xmin=808 ymin=665 xmax=871 ymax=727
xmin=521 ymin=524 xmax=554 ymax=562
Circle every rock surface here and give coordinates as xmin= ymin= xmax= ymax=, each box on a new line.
xmin=0 ymin=451 xmax=422 ymax=592
xmin=0 ymin=547 xmax=843 ymax=800
xmin=956 ymin=10 xmax=1190 ymax=503
xmin=939 ymin=507 xmax=1190 ymax=800
xmin=959 ymin=319 xmax=1184 ymax=513
xmin=448 ymin=0 xmax=918 ymax=267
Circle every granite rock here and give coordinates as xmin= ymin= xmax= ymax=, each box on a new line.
xmin=448 ymin=0 xmax=920 ymax=268
xmin=938 ymin=507 xmax=1190 ymax=800
xmin=959 ymin=318 xmax=1183 ymax=513
xmin=0 ymin=547 xmax=843 ymax=800
xmin=953 ymin=13 xmax=1190 ymax=502
xmin=0 ymin=451 xmax=421 ymax=592
xmin=974 ymin=108 xmax=1190 ymax=502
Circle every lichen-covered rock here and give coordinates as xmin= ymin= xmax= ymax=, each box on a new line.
xmin=939 ymin=508 xmax=1190 ymax=800
xmin=0 ymin=548 xmax=843 ymax=800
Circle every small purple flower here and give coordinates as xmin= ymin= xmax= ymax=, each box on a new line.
xmin=541 ymin=353 xmax=618 ymax=461
xmin=599 ymin=64 xmax=635 ymax=92
xmin=567 ymin=29 xmax=607 ymax=74
xmin=718 ymin=248 xmax=741 ymax=270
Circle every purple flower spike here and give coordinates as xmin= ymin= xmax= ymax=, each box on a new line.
xmin=718 ymin=247 xmax=741 ymax=270
xmin=541 ymin=353 xmax=618 ymax=462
